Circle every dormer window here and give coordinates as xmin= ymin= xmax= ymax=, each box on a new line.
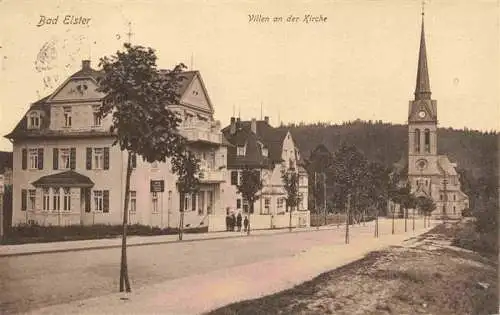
xmin=28 ymin=112 xmax=41 ymax=129
xmin=237 ymin=145 xmax=246 ymax=156
xmin=63 ymin=107 xmax=72 ymax=127
xmin=92 ymin=106 xmax=102 ymax=127
xmin=262 ymin=147 xmax=268 ymax=157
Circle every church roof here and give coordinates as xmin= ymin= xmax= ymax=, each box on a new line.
xmin=414 ymin=13 xmax=432 ymax=101
xmin=437 ymin=155 xmax=458 ymax=176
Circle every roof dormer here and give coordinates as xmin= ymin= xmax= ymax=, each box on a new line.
xmin=27 ymin=110 xmax=42 ymax=129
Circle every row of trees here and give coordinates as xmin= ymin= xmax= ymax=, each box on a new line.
xmin=306 ymin=143 xmax=437 ymax=237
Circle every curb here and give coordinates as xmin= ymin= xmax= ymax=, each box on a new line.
xmin=0 ymin=224 xmax=355 ymax=258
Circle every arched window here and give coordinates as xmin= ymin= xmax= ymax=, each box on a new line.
xmin=414 ymin=129 xmax=420 ymax=153
xmin=424 ymin=129 xmax=430 ymax=153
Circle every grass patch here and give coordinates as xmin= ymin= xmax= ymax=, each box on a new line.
xmin=1 ymin=223 xmax=208 ymax=245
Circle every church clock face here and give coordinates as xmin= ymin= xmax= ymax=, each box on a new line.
xmin=418 ymin=110 xmax=426 ymax=118
xmin=416 ymin=159 xmax=428 ymax=171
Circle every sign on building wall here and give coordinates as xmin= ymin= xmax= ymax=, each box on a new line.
xmin=150 ymin=180 xmax=165 ymax=192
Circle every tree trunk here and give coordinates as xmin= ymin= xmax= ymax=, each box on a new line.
xmin=362 ymin=208 xmax=366 ymax=226
xmin=404 ymin=207 xmax=407 ymax=232
xmin=375 ymin=207 xmax=379 ymax=238
xmin=412 ymin=208 xmax=415 ymax=231
xmin=345 ymin=194 xmax=350 ymax=244
xmin=391 ymin=208 xmax=395 ymax=235
xmin=120 ymin=152 xmax=133 ymax=293
xmin=247 ymin=202 xmax=252 ymax=235
xmin=289 ymin=203 xmax=292 ymax=232
xmin=179 ymin=192 xmax=184 ymax=241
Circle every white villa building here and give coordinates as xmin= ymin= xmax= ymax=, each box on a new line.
xmin=5 ymin=60 xmax=310 ymax=231
xmin=221 ymin=117 xmax=310 ymax=229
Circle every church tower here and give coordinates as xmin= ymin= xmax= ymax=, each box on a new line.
xmin=408 ymin=11 xmax=438 ymax=197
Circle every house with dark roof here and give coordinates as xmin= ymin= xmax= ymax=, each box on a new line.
xmin=221 ymin=117 xmax=310 ymax=229
xmin=5 ymin=60 xmax=231 ymax=229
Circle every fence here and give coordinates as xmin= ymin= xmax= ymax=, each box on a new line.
xmin=310 ymin=213 xmax=346 ymax=227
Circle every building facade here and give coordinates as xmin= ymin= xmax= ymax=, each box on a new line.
xmin=221 ymin=117 xmax=310 ymax=229
xmin=5 ymin=60 xmax=233 ymax=230
xmin=406 ymin=14 xmax=469 ymax=218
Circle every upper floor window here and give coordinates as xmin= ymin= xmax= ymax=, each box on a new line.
xmin=129 ymin=191 xmax=137 ymax=213
xmin=28 ymin=112 xmax=40 ymax=129
xmin=86 ymin=147 xmax=109 ymax=170
xmin=28 ymin=148 xmax=43 ymax=170
xmin=93 ymin=148 xmax=104 ymax=169
xmin=237 ymin=145 xmax=246 ymax=156
xmin=63 ymin=107 xmax=72 ymax=127
xmin=60 ymin=148 xmax=71 ymax=169
xmin=231 ymin=171 xmax=239 ymax=185
xmin=92 ymin=106 xmax=102 ymax=127
xmin=262 ymin=147 xmax=268 ymax=157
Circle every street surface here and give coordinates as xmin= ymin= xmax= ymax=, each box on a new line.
xmin=0 ymin=219 xmax=420 ymax=314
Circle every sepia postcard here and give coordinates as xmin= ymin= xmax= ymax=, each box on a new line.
xmin=0 ymin=0 xmax=498 ymax=314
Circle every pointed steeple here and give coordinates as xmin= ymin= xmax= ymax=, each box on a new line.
xmin=414 ymin=11 xmax=431 ymax=100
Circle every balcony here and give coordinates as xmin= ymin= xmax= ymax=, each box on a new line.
xmin=198 ymin=169 xmax=225 ymax=183
xmin=180 ymin=126 xmax=222 ymax=145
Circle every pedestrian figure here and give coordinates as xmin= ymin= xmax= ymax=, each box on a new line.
xmin=236 ymin=212 xmax=242 ymax=232
xmin=225 ymin=207 xmax=231 ymax=231
xmin=243 ymin=216 xmax=249 ymax=232
xmin=231 ymin=213 xmax=236 ymax=231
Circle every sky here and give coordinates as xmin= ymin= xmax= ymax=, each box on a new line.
xmin=0 ymin=0 xmax=498 ymax=151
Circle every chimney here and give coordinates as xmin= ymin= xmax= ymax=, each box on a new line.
xmin=264 ymin=116 xmax=269 ymax=124
xmin=251 ymin=118 xmax=257 ymax=134
xmin=230 ymin=117 xmax=236 ymax=135
xmin=82 ymin=60 xmax=91 ymax=70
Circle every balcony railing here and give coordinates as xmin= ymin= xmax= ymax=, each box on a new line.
xmin=198 ymin=169 xmax=225 ymax=182
xmin=180 ymin=127 xmax=222 ymax=144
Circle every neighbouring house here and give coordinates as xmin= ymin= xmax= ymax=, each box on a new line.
xmin=0 ymin=151 xmax=13 ymax=186
xmin=221 ymin=117 xmax=310 ymax=229
xmin=390 ymin=13 xmax=469 ymax=219
xmin=4 ymin=60 xmax=232 ymax=230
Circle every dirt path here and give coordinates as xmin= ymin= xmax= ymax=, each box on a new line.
xmin=206 ymin=221 xmax=498 ymax=315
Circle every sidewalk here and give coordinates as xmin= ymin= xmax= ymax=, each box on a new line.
xmin=0 ymin=223 xmax=355 ymax=257
xmin=30 ymin=222 xmax=434 ymax=315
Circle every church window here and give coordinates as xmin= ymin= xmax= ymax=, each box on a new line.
xmin=414 ymin=129 xmax=420 ymax=153
xmin=424 ymin=129 xmax=430 ymax=153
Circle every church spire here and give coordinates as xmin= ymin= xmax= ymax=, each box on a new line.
xmin=414 ymin=9 xmax=431 ymax=100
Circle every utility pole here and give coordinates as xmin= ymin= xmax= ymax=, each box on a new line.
xmin=323 ymin=172 xmax=327 ymax=225
xmin=345 ymin=194 xmax=350 ymax=244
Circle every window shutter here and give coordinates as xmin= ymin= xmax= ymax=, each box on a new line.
xmin=103 ymin=190 xmax=109 ymax=213
xmin=37 ymin=148 xmax=44 ymax=170
xmin=22 ymin=149 xmax=27 ymax=170
xmin=53 ymin=148 xmax=59 ymax=170
xmin=70 ymin=148 xmax=76 ymax=170
xmin=85 ymin=189 xmax=91 ymax=213
xmin=104 ymin=147 xmax=110 ymax=170
xmin=21 ymin=189 xmax=27 ymax=211
xmin=86 ymin=148 xmax=92 ymax=170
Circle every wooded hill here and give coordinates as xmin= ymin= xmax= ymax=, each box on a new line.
xmin=278 ymin=120 xmax=498 ymax=182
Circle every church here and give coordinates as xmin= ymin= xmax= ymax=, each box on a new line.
xmin=405 ymin=12 xmax=469 ymax=219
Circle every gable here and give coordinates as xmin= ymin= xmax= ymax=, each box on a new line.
xmin=180 ymin=74 xmax=213 ymax=114
xmin=49 ymin=78 xmax=105 ymax=102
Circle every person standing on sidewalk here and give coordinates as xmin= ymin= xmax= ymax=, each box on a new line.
xmin=236 ymin=212 xmax=242 ymax=232
xmin=243 ymin=216 xmax=249 ymax=232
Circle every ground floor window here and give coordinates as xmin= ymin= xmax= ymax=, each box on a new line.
xmin=94 ymin=190 xmax=103 ymax=212
xmin=43 ymin=188 xmax=50 ymax=211
xmin=152 ymin=192 xmax=159 ymax=213
xmin=52 ymin=188 xmax=61 ymax=211
xmin=262 ymin=198 xmax=270 ymax=214
xmin=63 ymin=188 xmax=71 ymax=211
xmin=28 ymin=189 xmax=36 ymax=210
xmin=129 ymin=191 xmax=136 ymax=213
xmin=277 ymin=197 xmax=284 ymax=213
